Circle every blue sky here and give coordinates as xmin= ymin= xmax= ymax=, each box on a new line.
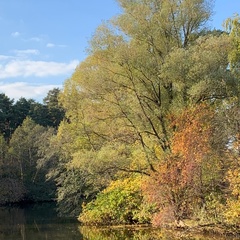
xmin=0 ymin=0 xmax=239 ymax=102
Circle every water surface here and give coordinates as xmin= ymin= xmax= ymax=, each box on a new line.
xmin=0 ymin=203 xmax=238 ymax=240
xmin=0 ymin=203 xmax=81 ymax=240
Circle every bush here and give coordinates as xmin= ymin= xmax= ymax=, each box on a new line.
xmin=79 ymin=176 xmax=154 ymax=225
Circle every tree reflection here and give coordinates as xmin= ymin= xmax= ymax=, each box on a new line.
xmin=0 ymin=205 xmax=82 ymax=240
xmin=79 ymin=225 xmax=239 ymax=240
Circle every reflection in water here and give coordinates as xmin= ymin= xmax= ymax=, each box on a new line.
xmin=0 ymin=204 xmax=239 ymax=240
xmin=0 ymin=203 xmax=82 ymax=240
xmin=79 ymin=226 xmax=239 ymax=240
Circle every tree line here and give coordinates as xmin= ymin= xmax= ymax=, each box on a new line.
xmin=0 ymin=88 xmax=64 ymax=203
xmin=1 ymin=0 xmax=240 ymax=230
xmin=0 ymin=88 xmax=64 ymax=140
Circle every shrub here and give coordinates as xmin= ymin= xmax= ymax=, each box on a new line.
xmin=79 ymin=175 xmax=154 ymax=225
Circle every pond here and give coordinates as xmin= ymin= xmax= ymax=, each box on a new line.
xmin=0 ymin=203 xmax=239 ymax=240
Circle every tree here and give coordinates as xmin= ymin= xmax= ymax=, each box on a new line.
xmin=0 ymin=133 xmax=26 ymax=204
xmin=13 ymin=97 xmax=36 ymax=129
xmin=224 ymin=14 xmax=240 ymax=72
xmin=29 ymin=88 xmax=65 ymax=128
xmin=142 ymin=104 xmax=226 ymax=225
xmin=43 ymin=88 xmax=65 ymax=128
xmin=0 ymin=134 xmax=7 ymax=172
xmin=115 ymin=0 xmax=213 ymax=49
xmin=0 ymin=93 xmax=14 ymax=140
xmin=29 ymin=102 xmax=50 ymax=127
xmin=57 ymin=0 xmax=239 ymax=223
xmin=60 ymin=2 xmax=232 ymax=177
xmin=9 ymin=117 xmax=52 ymax=201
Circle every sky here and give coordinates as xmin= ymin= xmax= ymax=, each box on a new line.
xmin=0 ymin=0 xmax=239 ymax=102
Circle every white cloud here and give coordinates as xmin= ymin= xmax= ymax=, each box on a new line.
xmin=22 ymin=36 xmax=44 ymax=42
xmin=29 ymin=37 xmax=42 ymax=42
xmin=13 ymin=49 xmax=40 ymax=57
xmin=47 ymin=43 xmax=67 ymax=48
xmin=46 ymin=43 xmax=55 ymax=48
xmin=0 ymin=82 xmax=62 ymax=101
xmin=0 ymin=55 xmax=13 ymax=61
xmin=11 ymin=31 xmax=20 ymax=37
xmin=0 ymin=59 xmax=79 ymax=79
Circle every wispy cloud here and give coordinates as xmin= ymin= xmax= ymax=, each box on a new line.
xmin=29 ymin=37 xmax=42 ymax=42
xmin=0 ymin=82 xmax=62 ymax=100
xmin=46 ymin=43 xmax=67 ymax=48
xmin=11 ymin=31 xmax=20 ymax=37
xmin=46 ymin=43 xmax=55 ymax=48
xmin=0 ymin=55 xmax=14 ymax=61
xmin=11 ymin=33 xmax=43 ymax=42
xmin=0 ymin=59 xmax=79 ymax=79
xmin=13 ymin=49 xmax=40 ymax=57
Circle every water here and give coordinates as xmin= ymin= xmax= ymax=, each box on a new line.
xmin=0 ymin=203 xmax=238 ymax=240
xmin=0 ymin=203 xmax=81 ymax=240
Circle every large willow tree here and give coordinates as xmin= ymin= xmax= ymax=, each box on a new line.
xmin=56 ymin=0 xmax=239 ymax=220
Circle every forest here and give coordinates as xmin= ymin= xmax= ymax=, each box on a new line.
xmin=1 ymin=0 xmax=240 ymax=231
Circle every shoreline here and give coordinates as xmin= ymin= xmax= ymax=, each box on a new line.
xmin=79 ymin=221 xmax=240 ymax=238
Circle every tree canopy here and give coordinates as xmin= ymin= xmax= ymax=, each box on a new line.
xmin=55 ymin=0 xmax=240 ymax=226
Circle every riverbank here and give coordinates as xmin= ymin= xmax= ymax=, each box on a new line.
xmin=182 ymin=223 xmax=240 ymax=238
xmin=79 ymin=221 xmax=240 ymax=239
xmin=160 ymin=221 xmax=240 ymax=238
xmin=79 ymin=223 xmax=240 ymax=240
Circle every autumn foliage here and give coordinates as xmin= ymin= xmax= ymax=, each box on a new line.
xmin=225 ymin=133 xmax=240 ymax=225
xmin=142 ymin=105 xmax=219 ymax=226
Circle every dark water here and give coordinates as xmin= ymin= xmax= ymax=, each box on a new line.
xmin=0 ymin=203 xmax=81 ymax=240
xmin=0 ymin=203 xmax=239 ymax=240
